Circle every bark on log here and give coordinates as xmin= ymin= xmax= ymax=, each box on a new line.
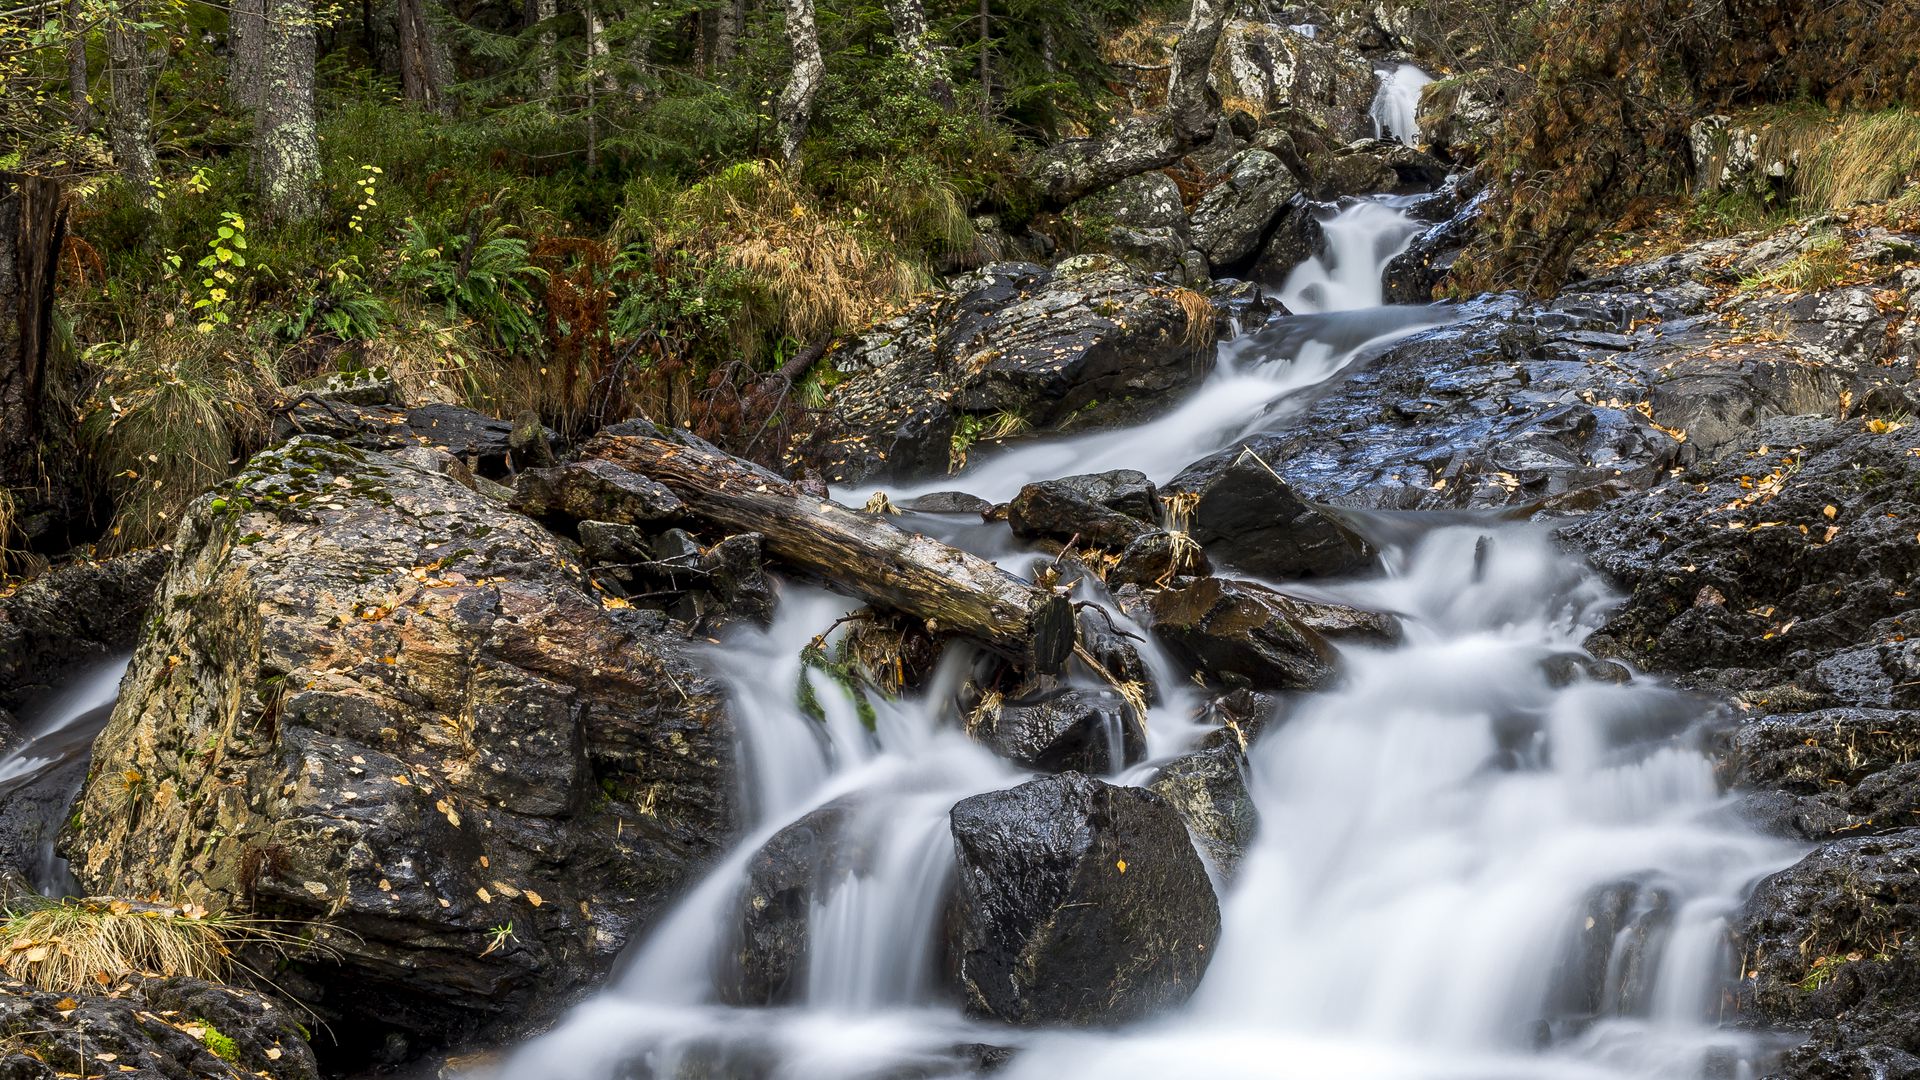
xmin=583 ymin=425 xmax=1074 ymax=673
xmin=0 ymin=173 xmax=66 ymax=492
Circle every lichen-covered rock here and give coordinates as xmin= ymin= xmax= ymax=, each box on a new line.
xmin=0 ymin=977 xmax=318 ymax=1080
xmin=1063 ymin=171 xmax=1197 ymax=278
xmin=945 ymin=772 xmax=1219 ymax=1026
xmin=1189 ymin=150 xmax=1300 ymax=271
xmin=1417 ymin=69 xmax=1523 ymax=164
xmin=1030 ymin=117 xmax=1180 ymax=205
xmin=799 ymin=261 xmax=1215 ymax=485
xmin=61 ymin=436 xmax=737 ymax=1047
xmin=1300 ymin=140 xmax=1447 ymax=202
xmin=0 ymin=551 xmax=167 ymax=710
xmin=1209 ymin=21 xmax=1375 ymax=142
xmin=1163 ymin=447 xmax=1372 ymax=579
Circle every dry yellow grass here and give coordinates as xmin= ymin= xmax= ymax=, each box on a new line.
xmin=0 ymin=897 xmax=308 ymax=992
xmin=1756 ymin=108 xmax=1920 ymax=208
xmin=1165 ymin=287 xmax=1218 ymax=350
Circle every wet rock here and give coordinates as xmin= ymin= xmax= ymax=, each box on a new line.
xmin=510 ymin=459 xmax=685 ymax=523
xmin=945 ymin=772 xmax=1220 ymax=1026
xmin=1107 ymin=529 xmax=1210 ymax=589
xmin=1164 ymin=447 xmax=1373 ymax=579
xmin=724 ymin=803 xmax=854 ymax=1006
xmin=802 ymin=261 xmax=1215 ymax=484
xmin=1144 ymin=577 xmax=1392 ymax=691
xmin=1065 ymin=171 xmax=1189 ymax=235
xmin=272 ymin=401 xmax=554 ymax=477
xmin=0 ymin=977 xmax=317 ymax=1080
xmin=973 ymin=688 xmax=1146 ymax=775
xmin=1548 ymin=879 xmax=1676 ymax=1025
xmin=0 ymin=550 xmax=166 ymax=710
xmin=1209 ymin=21 xmax=1376 ymax=141
xmin=1734 ymin=831 xmax=1920 ymax=1074
xmin=1190 ymin=150 xmax=1299 ymax=271
xmin=61 ymin=437 xmax=737 ymax=1048
xmin=1148 ymin=744 xmax=1254 ymax=876
xmin=1301 ymin=140 xmax=1447 ymax=202
xmin=900 ymin=491 xmax=995 ymax=515
xmin=1248 ymin=200 xmax=1325 ymax=286
xmin=1383 ymin=186 xmax=1490 ymax=304
xmin=1417 ymin=69 xmax=1524 ymax=164
xmin=1007 ymin=470 xmax=1160 ymax=549
xmin=1723 ymin=710 xmax=1920 ymax=839
xmin=1563 ymin=418 xmax=1920 ymax=702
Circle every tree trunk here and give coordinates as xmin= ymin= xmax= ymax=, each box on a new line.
xmin=257 ymin=0 xmax=321 ymax=223
xmin=581 ymin=427 xmax=1075 ymax=673
xmin=229 ymin=0 xmax=268 ymax=109
xmin=65 ymin=0 xmax=91 ymax=132
xmin=0 ymin=174 xmax=66 ymax=501
xmin=530 ymin=0 xmax=557 ymax=99
xmin=883 ymin=0 xmax=950 ymax=106
xmin=106 ymin=1 xmax=159 ymax=203
xmin=396 ymin=0 xmax=450 ymax=112
xmin=775 ymin=0 xmax=822 ymax=164
xmin=713 ymin=0 xmax=745 ymax=65
xmin=976 ymin=0 xmax=989 ymax=121
xmin=1166 ymin=0 xmax=1229 ymax=148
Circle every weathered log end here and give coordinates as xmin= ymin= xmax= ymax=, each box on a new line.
xmin=1027 ymin=592 xmax=1075 ymax=674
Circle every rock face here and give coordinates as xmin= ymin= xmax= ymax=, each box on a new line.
xmin=1063 ymin=171 xmax=1196 ymax=279
xmin=1727 ymin=709 xmax=1920 ymax=840
xmin=1417 ymin=70 xmax=1524 ymax=164
xmin=801 ymin=260 xmax=1215 ymax=484
xmin=0 ymin=550 xmax=167 ymax=710
xmin=1163 ymin=447 xmax=1373 ymax=579
xmin=945 ymin=773 xmax=1219 ymax=1026
xmin=1189 ymin=149 xmax=1299 ymax=271
xmin=61 ymin=437 xmax=737 ymax=1048
xmin=1142 ymin=576 xmax=1394 ymax=691
xmin=1209 ymin=21 xmax=1376 ymax=141
xmin=1007 ymin=470 xmax=1161 ymax=549
xmin=0 ymin=977 xmax=318 ymax=1080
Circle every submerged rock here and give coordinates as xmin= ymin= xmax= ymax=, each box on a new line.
xmin=972 ymin=687 xmax=1146 ymax=775
xmin=61 ymin=437 xmax=737 ymax=1048
xmin=800 ymin=261 xmax=1216 ymax=485
xmin=1143 ymin=577 xmax=1392 ymax=691
xmin=945 ymin=772 xmax=1220 ymax=1026
xmin=0 ymin=977 xmax=318 ymax=1080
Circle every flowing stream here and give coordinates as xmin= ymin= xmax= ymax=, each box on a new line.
xmin=504 ymin=195 xmax=1801 ymax=1080
xmin=0 ymin=654 xmax=130 ymax=895
xmin=1371 ymin=63 xmax=1435 ymax=146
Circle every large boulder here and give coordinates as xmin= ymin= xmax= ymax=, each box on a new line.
xmin=1163 ymin=447 xmax=1373 ymax=579
xmin=1209 ymin=21 xmax=1376 ymax=142
xmin=799 ymin=260 xmax=1216 ymax=485
xmin=722 ymin=802 xmax=852 ymax=1006
xmin=60 ymin=437 xmax=737 ymax=1048
xmin=945 ymin=772 xmax=1220 ymax=1026
xmin=1030 ymin=117 xmax=1181 ymax=205
xmin=1189 ymin=150 xmax=1300 ymax=271
xmin=0 ymin=976 xmax=318 ymax=1080
xmin=1062 ymin=171 xmax=1197 ymax=278
xmin=1148 ymin=743 xmax=1255 ymax=876
xmin=1417 ymin=69 xmax=1525 ymax=164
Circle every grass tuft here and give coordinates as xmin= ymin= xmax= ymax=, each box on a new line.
xmin=1754 ymin=107 xmax=1920 ymax=208
xmin=1740 ymin=229 xmax=1855 ymax=293
xmin=0 ymin=896 xmax=307 ymax=993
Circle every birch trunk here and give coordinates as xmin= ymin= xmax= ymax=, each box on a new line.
xmin=883 ymin=0 xmax=950 ymax=105
xmin=257 ymin=0 xmax=321 ymax=223
xmin=106 ymin=1 xmax=159 ymax=203
xmin=775 ymin=0 xmax=822 ymax=164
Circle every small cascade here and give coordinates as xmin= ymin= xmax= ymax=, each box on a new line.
xmin=0 ymin=655 xmax=130 ymax=895
xmin=1277 ymin=200 xmax=1427 ymax=314
xmin=1371 ymin=63 xmax=1435 ymax=146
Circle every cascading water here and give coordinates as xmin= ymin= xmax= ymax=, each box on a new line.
xmin=0 ymin=654 xmax=130 ymax=895
xmin=1370 ymin=63 xmax=1434 ymax=146
xmin=502 ymin=196 xmax=1798 ymax=1080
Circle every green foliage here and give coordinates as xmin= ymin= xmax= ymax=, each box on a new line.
xmin=394 ymin=210 xmax=550 ymax=358
xmin=198 ymin=1023 xmax=239 ymax=1061
xmin=1739 ymin=230 xmax=1854 ymax=292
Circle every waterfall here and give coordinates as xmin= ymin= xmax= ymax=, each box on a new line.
xmin=488 ymin=194 xmax=1797 ymax=1080
xmin=1371 ymin=63 xmax=1434 ymax=146
xmin=0 ymin=654 xmax=131 ymax=895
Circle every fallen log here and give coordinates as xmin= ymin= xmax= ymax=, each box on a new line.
xmin=583 ymin=423 xmax=1074 ymax=674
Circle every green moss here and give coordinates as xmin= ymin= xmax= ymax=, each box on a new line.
xmin=198 ymin=1021 xmax=239 ymax=1061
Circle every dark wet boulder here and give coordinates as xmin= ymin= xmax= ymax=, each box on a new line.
xmin=800 ymin=261 xmax=1216 ymax=485
xmin=0 ymin=550 xmax=167 ymax=711
xmin=1142 ymin=577 xmax=1392 ymax=691
xmin=1007 ymin=470 xmax=1160 ymax=549
xmin=1190 ymin=150 xmax=1299 ymax=271
xmin=1734 ymin=831 xmax=1920 ymax=1076
xmin=510 ymin=459 xmax=685 ymax=523
xmin=61 ymin=436 xmax=737 ymax=1048
xmin=1547 ymin=879 xmax=1677 ymax=1026
xmin=723 ymin=803 xmax=854 ymax=1006
xmin=1725 ymin=710 xmax=1920 ymax=840
xmin=1383 ymin=186 xmax=1490 ymax=304
xmin=1302 ymin=140 xmax=1447 ymax=202
xmin=0 ymin=977 xmax=318 ymax=1080
xmin=1107 ymin=529 xmax=1211 ymax=589
xmin=945 ymin=772 xmax=1220 ymax=1026
xmin=972 ymin=688 xmax=1146 ymax=774
xmin=1248 ymin=200 xmax=1325 ymax=286
xmin=1164 ymin=447 xmax=1373 ymax=579
xmin=1148 ymin=744 xmax=1255 ymax=876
